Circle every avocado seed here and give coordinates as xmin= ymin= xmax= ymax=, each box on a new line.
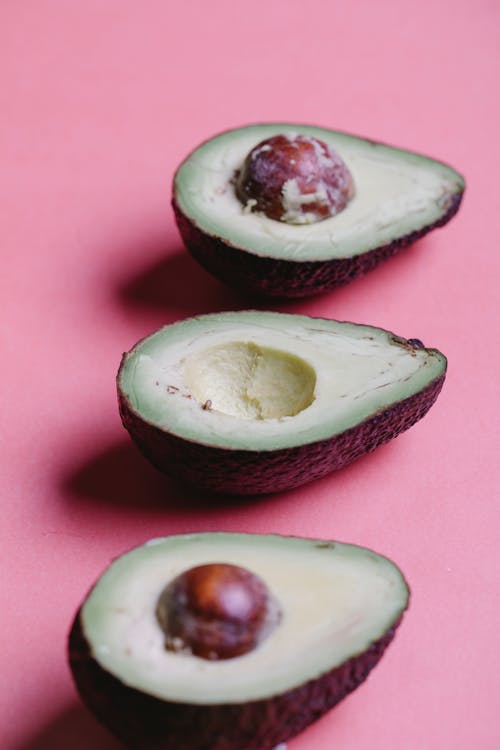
xmin=235 ymin=133 xmax=354 ymax=224
xmin=156 ymin=563 xmax=280 ymax=660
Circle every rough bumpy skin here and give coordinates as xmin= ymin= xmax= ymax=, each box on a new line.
xmin=173 ymin=193 xmax=463 ymax=299
xmin=118 ymin=373 xmax=445 ymax=495
xmin=69 ymin=610 xmax=402 ymax=750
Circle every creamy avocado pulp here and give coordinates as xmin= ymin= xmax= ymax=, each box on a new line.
xmin=174 ymin=123 xmax=464 ymax=261
xmin=183 ymin=342 xmax=316 ymax=419
xmin=80 ymin=533 xmax=409 ymax=704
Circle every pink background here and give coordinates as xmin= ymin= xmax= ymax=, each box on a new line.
xmin=1 ymin=1 xmax=499 ymax=748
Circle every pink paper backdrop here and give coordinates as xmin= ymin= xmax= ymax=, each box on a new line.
xmin=1 ymin=1 xmax=499 ymax=748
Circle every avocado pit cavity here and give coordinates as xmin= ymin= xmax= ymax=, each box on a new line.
xmin=156 ymin=563 xmax=280 ymax=660
xmin=235 ymin=133 xmax=354 ymax=224
xmin=183 ymin=341 xmax=316 ymax=420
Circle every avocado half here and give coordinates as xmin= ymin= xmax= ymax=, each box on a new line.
xmin=117 ymin=310 xmax=446 ymax=495
xmin=68 ymin=532 xmax=410 ymax=750
xmin=173 ymin=123 xmax=465 ymax=298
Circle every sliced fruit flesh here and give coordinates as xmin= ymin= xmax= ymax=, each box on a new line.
xmin=174 ymin=123 xmax=464 ymax=261
xmin=183 ymin=342 xmax=316 ymax=419
xmin=119 ymin=311 xmax=446 ymax=451
xmin=80 ymin=533 xmax=409 ymax=704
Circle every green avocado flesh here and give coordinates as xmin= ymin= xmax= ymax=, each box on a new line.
xmin=118 ymin=311 xmax=446 ymax=453
xmin=174 ymin=123 xmax=464 ymax=262
xmin=76 ymin=533 xmax=409 ymax=705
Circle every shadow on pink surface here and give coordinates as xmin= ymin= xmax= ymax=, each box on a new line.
xmin=108 ymin=218 xmax=441 ymax=340
xmin=64 ymin=439 xmax=178 ymax=511
xmin=117 ymin=244 xmax=251 ymax=316
xmin=116 ymin=229 xmax=438 ymax=313
xmin=62 ymin=437 xmax=278 ymax=513
xmin=61 ymin=429 xmax=399 ymax=524
xmin=14 ymin=705 xmax=122 ymax=750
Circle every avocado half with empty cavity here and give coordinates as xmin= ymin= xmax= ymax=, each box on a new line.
xmin=68 ymin=532 xmax=410 ymax=750
xmin=117 ymin=310 xmax=446 ymax=495
xmin=173 ymin=123 xmax=465 ymax=298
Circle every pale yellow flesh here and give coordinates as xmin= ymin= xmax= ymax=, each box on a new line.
xmin=120 ymin=312 xmax=446 ymax=451
xmin=81 ymin=534 xmax=409 ymax=705
xmin=183 ymin=342 xmax=316 ymax=419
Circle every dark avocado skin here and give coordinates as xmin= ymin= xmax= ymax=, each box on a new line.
xmin=173 ymin=192 xmax=463 ymax=299
xmin=69 ymin=609 xmax=402 ymax=750
xmin=117 ymin=370 xmax=445 ymax=495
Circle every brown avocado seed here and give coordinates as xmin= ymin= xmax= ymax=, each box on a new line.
xmin=235 ymin=133 xmax=354 ymax=224
xmin=156 ymin=563 xmax=280 ymax=660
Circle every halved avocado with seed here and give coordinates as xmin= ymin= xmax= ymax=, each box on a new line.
xmin=117 ymin=310 xmax=446 ymax=495
xmin=68 ymin=532 xmax=410 ymax=750
xmin=173 ymin=123 xmax=465 ymax=298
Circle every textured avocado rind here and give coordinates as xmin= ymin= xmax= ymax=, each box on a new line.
xmin=69 ymin=607 xmax=403 ymax=750
xmin=173 ymin=191 xmax=463 ymax=299
xmin=117 ymin=370 xmax=446 ymax=495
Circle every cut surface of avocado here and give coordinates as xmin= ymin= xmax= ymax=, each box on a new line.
xmin=183 ymin=341 xmax=317 ymax=420
xmin=77 ymin=533 xmax=409 ymax=705
xmin=174 ymin=123 xmax=464 ymax=262
xmin=119 ymin=311 xmax=446 ymax=453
